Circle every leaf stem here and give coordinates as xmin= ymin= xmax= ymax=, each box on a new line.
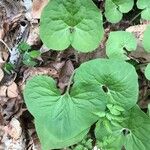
xmin=129 ymin=11 xmax=141 ymax=24
xmin=66 ymin=69 xmax=76 ymax=94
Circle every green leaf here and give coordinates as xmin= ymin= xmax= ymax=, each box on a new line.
xmin=29 ymin=50 xmax=41 ymax=58
xmin=137 ymin=0 xmax=150 ymax=20
xmin=106 ymin=31 xmax=137 ymax=60
xmin=74 ymin=59 xmax=138 ymax=110
xmin=40 ymin=0 xmax=104 ymax=52
xmin=144 ymin=63 xmax=150 ymax=80
xmin=24 ymin=75 xmax=106 ymax=149
xmin=95 ymin=105 xmax=150 ymax=150
xmin=23 ymin=58 xmax=138 ymax=149
xmin=105 ymin=0 xmax=134 ymax=23
xmin=18 ymin=42 xmax=31 ymax=53
xmin=23 ymin=52 xmax=37 ymax=67
xmin=142 ymin=25 xmax=150 ymax=52
xmin=4 ymin=62 xmax=15 ymax=74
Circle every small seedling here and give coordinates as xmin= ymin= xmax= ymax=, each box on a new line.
xmin=18 ymin=42 xmax=41 ymax=67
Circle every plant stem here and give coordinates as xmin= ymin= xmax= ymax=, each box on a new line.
xmin=129 ymin=11 xmax=141 ymax=24
xmin=66 ymin=69 xmax=76 ymax=94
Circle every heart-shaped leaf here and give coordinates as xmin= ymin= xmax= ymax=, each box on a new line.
xmin=24 ymin=76 xmax=106 ymax=149
xmin=40 ymin=0 xmax=104 ymax=52
xmin=24 ymin=59 xmax=138 ymax=149
xmin=74 ymin=59 xmax=138 ymax=110
xmin=105 ymin=0 xmax=134 ymax=23
xmin=95 ymin=105 xmax=150 ymax=150
xmin=137 ymin=0 xmax=150 ymax=20
xmin=106 ymin=31 xmax=137 ymax=60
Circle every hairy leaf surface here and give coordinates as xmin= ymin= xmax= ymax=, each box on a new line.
xmin=40 ymin=0 xmax=104 ymax=52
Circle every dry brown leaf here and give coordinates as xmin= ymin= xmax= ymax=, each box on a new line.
xmin=126 ymin=24 xmax=148 ymax=40
xmin=2 ymin=118 xmax=25 ymax=150
xmin=7 ymin=82 xmax=19 ymax=98
xmin=31 ymin=0 xmax=49 ymax=19
xmin=26 ymin=25 xmax=40 ymax=46
xmin=0 ymin=68 xmax=4 ymax=82
xmin=0 ymin=86 xmax=7 ymax=97
xmin=4 ymin=118 xmax=22 ymax=140
xmin=23 ymin=67 xmax=58 ymax=82
xmin=58 ymin=60 xmax=74 ymax=93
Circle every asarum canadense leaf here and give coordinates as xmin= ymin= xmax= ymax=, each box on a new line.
xmin=95 ymin=105 xmax=150 ymax=150
xmin=40 ymin=0 xmax=104 ymax=52
xmin=137 ymin=0 xmax=150 ymax=20
xmin=106 ymin=31 xmax=137 ymax=60
xmin=105 ymin=0 xmax=134 ymax=23
xmin=24 ymin=77 xmax=106 ymax=149
xmin=23 ymin=59 xmax=138 ymax=149
xmin=143 ymin=25 xmax=150 ymax=52
xmin=74 ymin=59 xmax=138 ymax=110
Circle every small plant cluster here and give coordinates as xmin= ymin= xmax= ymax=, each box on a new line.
xmin=23 ymin=0 xmax=150 ymax=150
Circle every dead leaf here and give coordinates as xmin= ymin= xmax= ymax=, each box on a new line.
xmin=26 ymin=24 xmax=40 ymax=46
xmin=31 ymin=0 xmax=49 ymax=19
xmin=0 ymin=68 xmax=4 ymax=82
xmin=2 ymin=118 xmax=25 ymax=150
xmin=126 ymin=24 xmax=148 ymax=40
xmin=0 ymin=86 xmax=7 ymax=97
xmin=58 ymin=60 xmax=74 ymax=93
xmin=2 ymin=98 xmax=21 ymax=122
xmin=23 ymin=67 xmax=58 ymax=82
xmin=7 ymin=82 xmax=18 ymax=98
xmin=4 ymin=118 xmax=22 ymax=140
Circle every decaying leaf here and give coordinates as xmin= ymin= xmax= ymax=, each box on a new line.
xmin=31 ymin=0 xmax=49 ymax=19
xmin=0 ymin=68 xmax=4 ymax=82
xmin=0 ymin=86 xmax=7 ymax=97
xmin=23 ymin=67 xmax=58 ymax=83
xmin=26 ymin=24 xmax=40 ymax=46
xmin=7 ymin=82 xmax=19 ymax=98
xmin=2 ymin=118 xmax=25 ymax=150
xmin=4 ymin=118 xmax=22 ymax=140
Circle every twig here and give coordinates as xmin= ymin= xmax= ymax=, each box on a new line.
xmin=0 ymin=39 xmax=11 ymax=53
xmin=129 ymin=11 xmax=141 ymax=24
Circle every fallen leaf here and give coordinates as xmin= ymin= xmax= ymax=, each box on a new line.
xmin=0 ymin=68 xmax=4 ymax=82
xmin=4 ymin=118 xmax=22 ymax=140
xmin=7 ymin=82 xmax=19 ymax=98
xmin=23 ymin=67 xmax=58 ymax=83
xmin=31 ymin=0 xmax=49 ymax=19
xmin=58 ymin=60 xmax=74 ymax=93
xmin=26 ymin=24 xmax=40 ymax=46
xmin=0 ymin=86 xmax=7 ymax=97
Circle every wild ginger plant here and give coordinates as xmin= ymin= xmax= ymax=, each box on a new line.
xmin=23 ymin=0 xmax=150 ymax=150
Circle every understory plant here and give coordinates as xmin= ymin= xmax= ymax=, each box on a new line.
xmin=23 ymin=0 xmax=150 ymax=150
